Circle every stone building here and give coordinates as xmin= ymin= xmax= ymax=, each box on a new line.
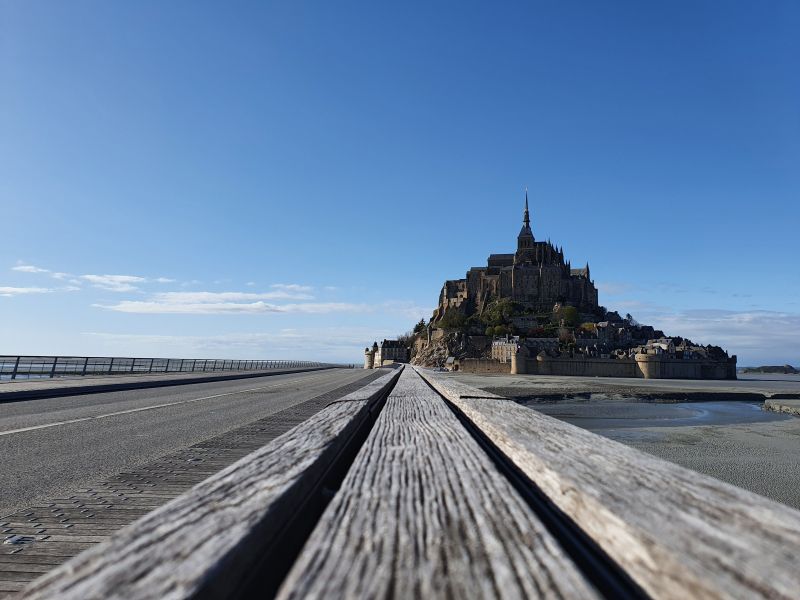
xmin=432 ymin=193 xmax=598 ymax=321
xmin=491 ymin=338 xmax=518 ymax=363
xmin=364 ymin=339 xmax=410 ymax=369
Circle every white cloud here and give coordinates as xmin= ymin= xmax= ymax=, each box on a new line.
xmin=12 ymin=264 xmax=50 ymax=274
xmin=0 ymin=286 xmax=53 ymax=297
xmin=81 ymin=274 xmax=147 ymax=292
xmin=12 ymin=264 xmax=75 ymax=282
xmin=245 ymin=281 xmax=256 ymax=287
xmin=93 ymin=299 xmax=367 ymax=315
xmin=271 ymin=283 xmax=314 ymax=293
xmin=618 ymin=307 xmax=800 ymax=365
xmin=153 ymin=290 xmax=314 ymax=303
xmin=90 ymin=284 xmax=430 ymax=321
xmin=14 ymin=263 xmax=177 ymax=291
xmin=81 ymin=326 xmax=397 ymax=362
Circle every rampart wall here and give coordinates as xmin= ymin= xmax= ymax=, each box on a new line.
xmin=511 ymin=352 xmax=736 ymax=379
xmin=459 ymin=358 xmax=512 ymax=374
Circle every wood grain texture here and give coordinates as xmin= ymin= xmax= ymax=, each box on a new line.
xmin=418 ymin=368 xmax=800 ymax=600
xmin=278 ymin=367 xmax=599 ymax=600
xmin=18 ymin=367 xmax=402 ymax=600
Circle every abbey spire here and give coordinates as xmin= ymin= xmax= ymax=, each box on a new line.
xmin=523 ymin=189 xmax=530 ymax=229
xmin=517 ymin=189 xmax=534 ymax=250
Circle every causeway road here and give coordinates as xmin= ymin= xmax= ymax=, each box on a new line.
xmin=0 ymin=368 xmax=372 ymax=518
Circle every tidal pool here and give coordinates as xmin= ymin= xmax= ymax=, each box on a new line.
xmin=531 ymin=400 xmax=791 ymax=430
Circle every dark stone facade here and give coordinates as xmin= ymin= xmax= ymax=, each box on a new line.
xmin=433 ymin=195 xmax=598 ymax=320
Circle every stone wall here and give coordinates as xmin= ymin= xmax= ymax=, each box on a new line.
xmin=534 ymin=355 xmax=638 ymax=378
xmin=512 ymin=352 xmax=737 ymax=380
xmin=459 ymin=358 xmax=512 ymax=374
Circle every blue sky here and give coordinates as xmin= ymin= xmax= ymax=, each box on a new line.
xmin=1 ymin=1 xmax=798 ymax=365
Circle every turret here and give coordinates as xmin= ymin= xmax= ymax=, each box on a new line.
xmin=364 ymin=346 xmax=375 ymax=369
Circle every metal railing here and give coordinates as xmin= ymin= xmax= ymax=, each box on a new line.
xmin=0 ymin=355 xmax=351 ymax=380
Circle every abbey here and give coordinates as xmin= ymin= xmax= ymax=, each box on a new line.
xmin=433 ymin=194 xmax=599 ymax=320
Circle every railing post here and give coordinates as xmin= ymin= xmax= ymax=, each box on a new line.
xmin=82 ymin=357 xmax=89 ymax=376
xmin=108 ymin=357 xmax=114 ymax=375
xmin=148 ymin=358 xmax=154 ymax=373
xmin=191 ymin=359 xmax=197 ymax=372
xmin=165 ymin=359 xmax=171 ymax=373
xmin=49 ymin=356 xmax=58 ymax=378
xmin=130 ymin=358 xmax=136 ymax=373
xmin=11 ymin=356 xmax=20 ymax=380
xmin=179 ymin=359 xmax=184 ymax=372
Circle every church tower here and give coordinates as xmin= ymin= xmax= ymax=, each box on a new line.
xmin=517 ymin=191 xmax=534 ymax=251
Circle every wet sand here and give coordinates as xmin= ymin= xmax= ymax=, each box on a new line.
xmin=531 ymin=400 xmax=800 ymax=510
xmin=599 ymin=419 xmax=800 ymax=510
xmin=448 ymin=372 xmax=800 ymax=509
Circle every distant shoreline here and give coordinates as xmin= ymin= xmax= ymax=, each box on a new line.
xmin=739 ymin=365 xmax=798 ymax=374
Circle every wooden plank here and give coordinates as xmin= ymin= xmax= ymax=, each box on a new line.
xmin=5 ymin=545 xmax=95 ymax=558
xmin=0 ymin=556 xmax=70 ymax=567
xmin=418 ymin=368 xmax=800 ymax=600
xmin=19 ymin=367 xmax=402 ymax=600
xmin=0 ymin=571 xmax=43 ymax=582
xmin=278 ymin=368 xmax=598 ymax=599
xmin=0 ymin=563 xmax=52 ymax=574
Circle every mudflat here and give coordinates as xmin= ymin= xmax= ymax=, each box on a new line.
xmin=595 ymin=418 xmax=800 ymax=510
xmin=449 ymin=371 xmax=800 ymax=510
xmin=531 ymin=399 xmax=800 ymax=510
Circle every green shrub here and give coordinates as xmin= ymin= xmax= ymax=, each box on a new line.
xmin=481 ymin=298 xmax=516 ymax=327
xmin=553 ymin=305 xmax=579 ymax=327
xmin=437 ymin=310 xmax=467 ymax=331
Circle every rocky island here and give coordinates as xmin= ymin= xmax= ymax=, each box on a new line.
xmin=369 ymin=193 xmax=737 ymax=379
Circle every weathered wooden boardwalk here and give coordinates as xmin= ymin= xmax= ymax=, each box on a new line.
xmin=15 ymin=366 xmax=800 ymax=599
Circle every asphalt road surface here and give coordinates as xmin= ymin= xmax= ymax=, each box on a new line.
xmin=0 ymin=368 xmax=372 ymax=518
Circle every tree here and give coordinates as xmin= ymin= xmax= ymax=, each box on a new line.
xmin=481 ymin=298 xmax=516 ymax=327
xmin=413 ymin=318 xmax=427 ymax=334
xmin=396 ymin=330 xmax=415 ymax=347
xmin=436 ymin=309 xmax=467 ymax=331
xmin=554 ymin=305 xmax=579 ymax=327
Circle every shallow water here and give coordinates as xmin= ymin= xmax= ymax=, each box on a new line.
xmin=531 ymin=400 xmax=791 ymax=430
